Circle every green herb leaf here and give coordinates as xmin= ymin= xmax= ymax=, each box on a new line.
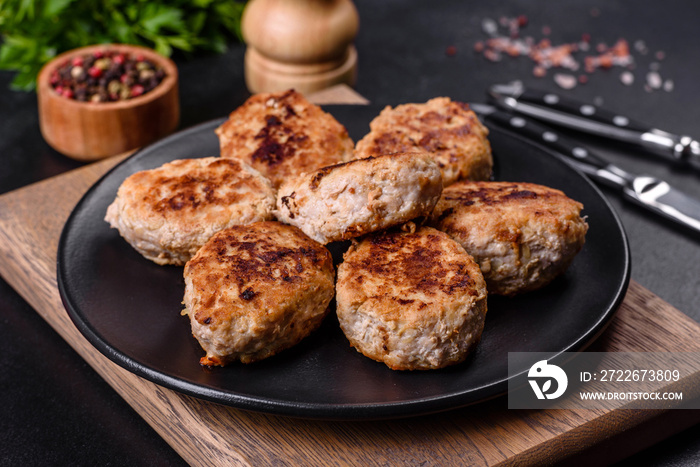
xmin=140 ymin=4 xmax=184 ymax=34
xmin=11 ymin=65 xmax=41 ymax=91
xmin=43 ymin=0 xmax=75 ymax=18
xmin=0 ymin=36 xmax=30 ymax=68
xmin=0 ymin=0 xmax=247 ymax=91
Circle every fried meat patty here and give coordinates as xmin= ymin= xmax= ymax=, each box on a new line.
xmin=354 ymin=97 xmax=493 ymax=185
xmin=183 ymin=221 xmax=335 ymax=366
xmin=215 ymin=89 xmax=354 ymax=189
xmin=105 ymin=157 xmax=276 ymax=266
xmin=429 ymin=181 xmax=588 ymax=296
xmin=336 ymin=225 xmax=488 ymax=370
xmin=275 ymin=152 xmax=443 ymax=244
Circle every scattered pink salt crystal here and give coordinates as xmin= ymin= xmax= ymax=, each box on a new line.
xmin=554 ymin=73 xmax=577 ymax=89
xmin=620 ymin=71 xmax=634 ymax=85
xmin=647 ymin=71 xmax=662 ymax=89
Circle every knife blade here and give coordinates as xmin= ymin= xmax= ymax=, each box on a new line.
xmin=487 ymin=81 xmax=700 ymax=171
xmin=469 ymin=102 xmax=700 ymax=235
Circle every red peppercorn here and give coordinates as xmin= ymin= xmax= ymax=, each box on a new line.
xmin=88 ymin=66 xmax=103 ymax=78
xmin=50 ymin=49 xmax=166 ymax=102
xmin=130 ymin=84 xmax=145 ymax=98
xmin=517 ymin=15 xmax=528 ymax=27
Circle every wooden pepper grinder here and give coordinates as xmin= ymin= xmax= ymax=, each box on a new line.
xmin=242 ymin=0 xmax=359 ymax=94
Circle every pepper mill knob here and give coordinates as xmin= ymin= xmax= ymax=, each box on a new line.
xmin=242 ymin=0 xmax=359 ymax=94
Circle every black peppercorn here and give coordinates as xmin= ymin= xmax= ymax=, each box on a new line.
xmin=49 ymin=49 xmax=166 ymax=102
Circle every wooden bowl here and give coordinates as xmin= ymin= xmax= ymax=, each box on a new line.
xmin=37 ymin=44 xmax=179 ymax=161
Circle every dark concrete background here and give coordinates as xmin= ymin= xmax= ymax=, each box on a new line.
xmin=1 ymin=1 xmax=699 ymax=465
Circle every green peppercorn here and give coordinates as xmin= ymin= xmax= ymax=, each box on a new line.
xmin=50 ymin=49 xmax=167 ymax=102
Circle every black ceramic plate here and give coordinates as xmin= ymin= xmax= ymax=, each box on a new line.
xmin=57 ymin=105 xmax=630 ymax=419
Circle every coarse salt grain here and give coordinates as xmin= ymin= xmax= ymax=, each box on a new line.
xmin=472 ymin=15 xmax=672 ymax=93
xmin=620 ymin=71 xmax=634 ymax=85
xmin=634 ymin=40 xmax=648 ymax=54
xmin=647 ymin=71 xmax=662 ymax=89
xmin=554 ymin=73 xmax=577 ymax=89
xmin=484 ymin=49 xmax=502 ymax=62
xmin=482 ymin=18 xmax=499 ymax=36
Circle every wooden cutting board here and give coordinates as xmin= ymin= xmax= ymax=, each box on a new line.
xmin=1 ymin=85 xmax=699 ymax=466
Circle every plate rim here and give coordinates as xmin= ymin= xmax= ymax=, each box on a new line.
xmin=56 ymin=108 xmax=631 ymax=420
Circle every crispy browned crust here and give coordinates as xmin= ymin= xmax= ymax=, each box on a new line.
xmin=215 ymin=89 xmax=354 ymax=188
xmin=104 ymin=157 xmax=276 ymax=265
xmin=124 ymin=158 xmax=268 ymax=218
xmin=340 ymin=226 xmax=484 ymax=316
xmin=354 ymin=97 xmax=493 ymax=185
xmin=432 ymin=181 xmax=582 ymax=224
xmin=336 ymin=225 xmax=488 ymax=370
xmin=184 ymin=221 xmax=335 ymax=366
xmin=429 ymin=181 xmax=588 ymax=295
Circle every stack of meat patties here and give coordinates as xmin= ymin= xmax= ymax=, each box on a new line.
xmin=105 ymin=89 xmax=588 ymax=371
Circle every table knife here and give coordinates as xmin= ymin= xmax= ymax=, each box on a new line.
xmin=487 ymin=81 xmax=700 ymax=170
xmin=469 ymin=102 xmax=700 ymax=235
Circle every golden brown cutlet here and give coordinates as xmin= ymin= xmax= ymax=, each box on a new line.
xmin=105 ymin=157 xmax=276 ymax=265
xmin=429 ymin=181 xmax=588 ymax=295
xmin=354 ymin=97 xmax=493 ymax=185
xmin=183 ymin=221 xmax=335 ymax=366
xmin=336 ymin=224 xmax=487 ymax=370
xmin=216 ymin=89 xmax=354 ymax=189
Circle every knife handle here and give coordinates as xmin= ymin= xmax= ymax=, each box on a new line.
xmin=483 ymin=108 xmax=632 ymax=189
xmin=516 ymin=88 xmax=650 ymax=135
xmin=484 ymin=109 xmax=608 ymax=170
xmin=490 ymin=86 xmax=693 ymax=163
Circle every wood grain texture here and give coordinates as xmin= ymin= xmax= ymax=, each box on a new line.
xmin=242 ymin=0 xmax=359 ymax=94
xmin=1 ymin=85 xmax=699 ymax=466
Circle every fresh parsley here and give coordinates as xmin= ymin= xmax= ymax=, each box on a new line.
xmin=0 ymin=0 xmax=247 ymax=90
